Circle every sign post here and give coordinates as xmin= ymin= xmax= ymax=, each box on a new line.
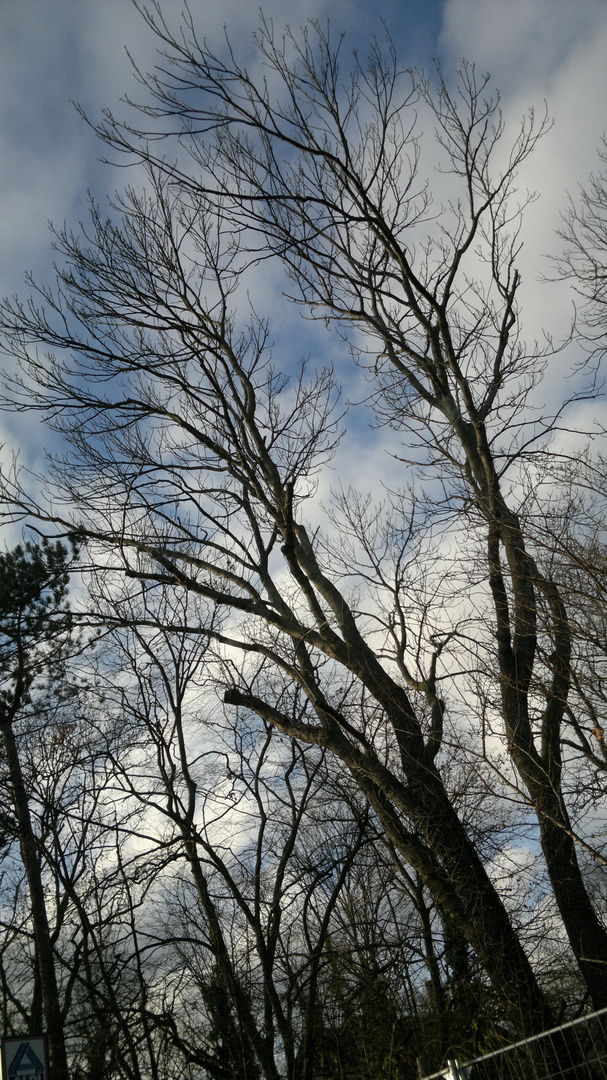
xmin=1 ymin=1037 xmax=49 ymax=1080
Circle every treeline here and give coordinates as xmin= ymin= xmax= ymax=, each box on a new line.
xmin=1 ymin=7 xmax=607 ymax=1079
xmin=0 ymin=539 xmax=510 ymax=1080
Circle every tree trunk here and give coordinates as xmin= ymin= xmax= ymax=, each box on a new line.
xmin=0 ymin=718 xmax=69 ymax=1080
xmin=489 ymin=512 xmax=607 ymax=1007
xmin=379 ymin=772 xmax=553 ymax=1035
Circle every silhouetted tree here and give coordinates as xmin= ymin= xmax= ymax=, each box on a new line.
xmin=0 ymin=540 xmax=74 ymax=1080
xmin=1 ymin=8 xmax=606 ymax=1035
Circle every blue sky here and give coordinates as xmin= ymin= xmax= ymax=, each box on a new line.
xmin=1 ymin=0 xmax=607 ymax=482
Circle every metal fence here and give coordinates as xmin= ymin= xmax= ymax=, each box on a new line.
xmin=421 ymin=1006 xmax=607 ymax=1080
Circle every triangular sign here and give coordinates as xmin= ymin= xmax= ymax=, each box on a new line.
xmin=8 ymin=1043 xmax=44 ymax=1077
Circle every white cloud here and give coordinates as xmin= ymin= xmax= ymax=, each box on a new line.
xmin=438 ymin=0 xmax=607 ymax=425
xmin=438 ymin=0 xmax=607 ymax=298
xmin=440 ymin=0 xmax=606 ymax=91
xmin=2 ymin=0 xmax=607 ymax=473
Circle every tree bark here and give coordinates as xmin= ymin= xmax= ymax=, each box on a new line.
xmin=488 ymin=514 xmax=607 ymax=1007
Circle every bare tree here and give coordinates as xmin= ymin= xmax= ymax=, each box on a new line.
xmin=0 ymin=554 xmax=457 ymax=1080
xmin=88 ymin=582 xmax=445 ymax=1080
xmin=0 ymin=541 xmax=76 ymax=1080
xmin=0 ymin=543 xmax=169 ymax=1080
xmin=1 ymin=9 xmax=606 ymax=1027
xmin=556 ymin=138 xmax=607 ymax=353
xmin=546 ymin=145 xmax=607 ymax=795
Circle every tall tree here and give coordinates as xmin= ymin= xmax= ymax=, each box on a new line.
xmin=88 ymin=582 xmax=440 ymax=1080
xmin=1 ymin=10 xmax=606 ymax=1028
xmin=0 ymin=540 xmax=74 ymax=1080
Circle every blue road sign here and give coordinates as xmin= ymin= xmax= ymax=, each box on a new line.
xmin=1 ymin=1037 xmax=48 ymax=1080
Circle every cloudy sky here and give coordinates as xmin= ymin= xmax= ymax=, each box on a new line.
xmin=0 ymin=0 xmax=606 ymax=480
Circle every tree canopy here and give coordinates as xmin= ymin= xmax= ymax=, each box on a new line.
xmin=0 ymin=9 xmax=606 ymax=1078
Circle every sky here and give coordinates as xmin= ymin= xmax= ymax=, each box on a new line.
xmin=0 ymin=0 xmax=607 ymax=488
xmin=1 ymin=0 xmax=605 ymax=923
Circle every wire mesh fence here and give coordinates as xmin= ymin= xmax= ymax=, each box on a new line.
xmin=421 ymin=1006 xmax=607 ymax=1080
